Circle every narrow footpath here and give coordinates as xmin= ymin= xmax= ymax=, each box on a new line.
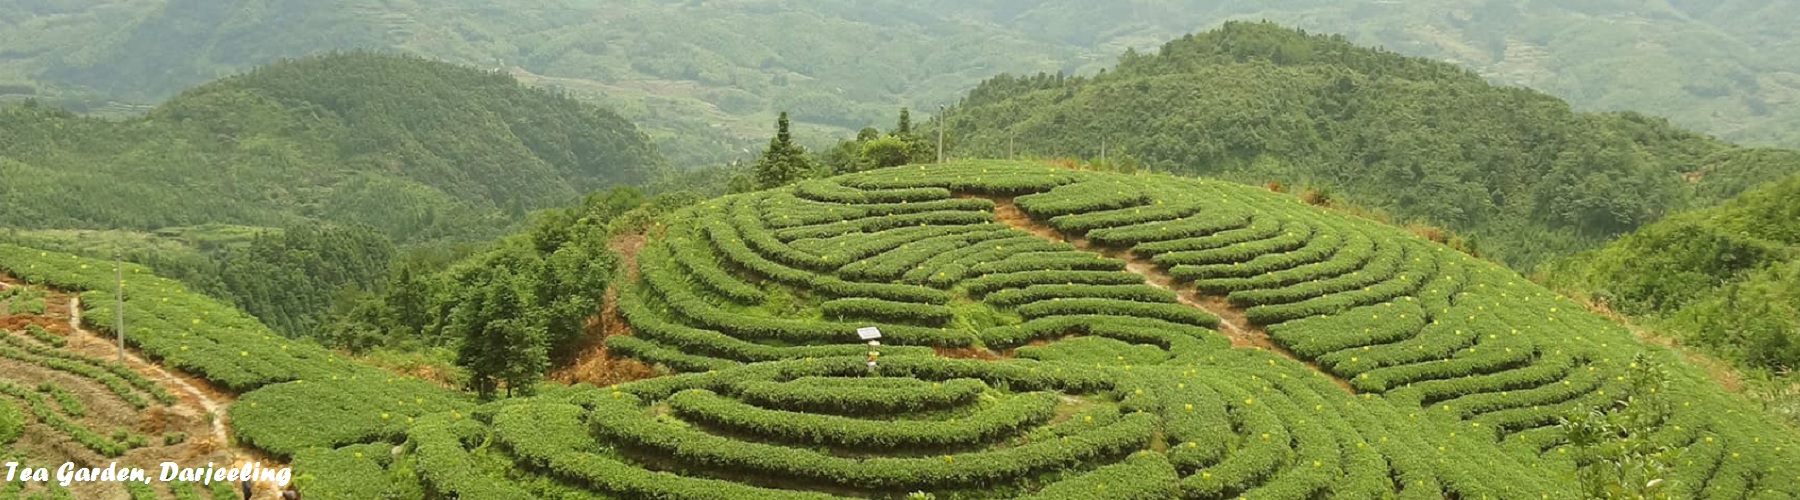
xmin=64 ymin=296 xmax=291 ymax=498
xmin=980 ymin=196 xmax=1356 ymax=393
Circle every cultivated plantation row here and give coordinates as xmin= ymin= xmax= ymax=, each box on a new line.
xmin=0 ymin=277 xmax=232 ymax=499
xmin=2 ymin=161 xmax=1797 ymax=498
xmin=0 ymin=246 xmax=471 ymax=499
xmin=344 ymin=162 xmax=1800 ymax=498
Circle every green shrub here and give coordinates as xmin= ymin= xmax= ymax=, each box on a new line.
xmin=774 ymin=210 xmax=994 ymax=241
xmin=821 ymin=297 xmax=955 ymax=326
xmin=0 ymin=328 xmax=173 ymax=404
xmin=1015 ymin=179 xmax=1149 ymax=218
xmin=963 ymin=271 xmax=1148 ymax=297
xmin=1122 ymin=214 xmax=1274 ymax=253
xmin=590 ymin=390 xmax=1155 ymax=490
xmin=1152 ymin=224 xmax=1316 ymax=268
xmin=408 ymin=413 xmax=534 ymax=500
xmin=23 ymin=324 xmax=65 ymax=347
xmin=1049 ymin=200 xmax=1206 ymax=234
xmin=984 ymin=284 xmax=1177 ymax=308
xmin=1080 ymin=209 xmax=1252 ymax=246
xmin=231 ymin=374 xmax=471 ymax=459
xmin=1014 ymin=298 xmax=1219 ymax=328
xmin=0 ymin=380 xmax=126 ymax=456
xmin=292 ymin=443 xmax=399 ymax=500
xmin=37 ymin=382 xmax=85 ymax=418
xmin=0 ymin=398 xmax=21 ymax=445
xmin=731 ymin=377 xmax=988 ymax=415
xmin=968 ymin=251 xmax=1126 ymax=274
xmin=668 ymin=389 xmax=1057 ymax=449
xmin=1189 ymin=231 xmax=1375 ymax=292
xmin=793 ymin=180 xmax=950 ymax=204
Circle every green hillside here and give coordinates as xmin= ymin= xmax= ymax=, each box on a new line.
xmin=272 ymin=161 xmax=1794 ymax=498
xmin=0 ymin=243 xmax=471 ymax=498
xmin=1547 ymin=170 xmax=1800 ymax=390
xmin=0 ymin=51 xmax=667 ymax=244
xmin=5 ymin=1 xmax=1800 ymax=165
xmin=940 ymin=22 xmax=1800 ymax=269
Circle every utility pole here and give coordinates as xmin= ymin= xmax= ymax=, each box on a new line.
xmin=114 ymin=250 xmax=124 ymax=363
xmin=937 ymin=105 xmax=946 ymax=164
xmin=1100 ymin=139 xmax=1107 ymax=166
xmin=1008 ymin=132 xmax=1014 ymax=160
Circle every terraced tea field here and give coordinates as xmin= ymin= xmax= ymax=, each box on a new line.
xmin=7 ymin=161 xmax=1799 ymax=498
xmin=0 ymin=247 xmax=471 ymax=499
xmin=341 ymin=161 xmax=1799 ymax=498
xmin=0 ymin=279 xmax=236 ymax=499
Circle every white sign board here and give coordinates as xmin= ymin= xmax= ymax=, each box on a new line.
xmin=856 ymin=326 xmax=882 ymax=341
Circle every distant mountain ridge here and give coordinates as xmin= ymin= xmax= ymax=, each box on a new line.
xmin=940 ymin=22 xmax=1800 ymax=269
xmin=3 ymin=0 xmax=1798 ymax=165
xmin=0 ymin=51 xmax=667 ymax=243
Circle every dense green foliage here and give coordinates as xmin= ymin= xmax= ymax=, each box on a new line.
xmin=751 ymin=112 xmax=817 ymax=190
xmin=0 ymin=51 xmax=667 ymax=244
xmin=941 ymin=22 xmax=1800 ymax=269
xmin=0 ymin=223 xmax=399 ymax=341
xmin=206 ymin=223 xmax=395 ymax=338
xmin=324 ymin=186 xmax=705 ymax=396
xmin=5 ymin=1 xmax=1800 ymax=166
xmin=1548 ymin=170 xmax=1800 ymax=377
xmin=279 ymin=161 xmax=1800 ymax=498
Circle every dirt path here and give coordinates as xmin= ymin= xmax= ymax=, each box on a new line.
xmin=547 ymin=231 xmax=658 ymax=386
xmin=68 ymin=297 xmax=233 ymax=444
xmin=0 ymin=279 xmax=290 ymax=498
xmin=63 ymin=296 xmax=297 ymax=498
xmin=980 ymin=196 xmax=1355 ymax=393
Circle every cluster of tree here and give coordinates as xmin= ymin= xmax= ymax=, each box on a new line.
xmin=0 ymin=222 xmax=398 ymax=340
xmin=209 ymin=223 xmax=397 ymax=338
xmin=727 ymin=108 xmax=934 ymax=192
xmin=1547 ymin=170 xmax=1800 ymax=374
xmin=321 ymin=187 xmax=700 ymax=398
xmin=938 ymin=22 xmax=1800 ymax=269
xmin=0 ymin=51 xmax=670 ymax=245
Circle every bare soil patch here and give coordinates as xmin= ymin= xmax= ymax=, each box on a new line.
xmin=549 ymin=231 xmax=660 ymax=387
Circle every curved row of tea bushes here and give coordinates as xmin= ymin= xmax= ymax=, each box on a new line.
xmin=984 ymin=284 xmax=1178 ymax=308
xmin=792 ymin=179 xmax=951 ymax=204
xmin=1013 ymin=179 xmax=1150 ymax=218
xmin=1187 ymin=231 xmax=1376 ymax=292
xmin=763 ymin=191 xmax=992 ymax=228
xmin=667 ymin=388 xmax=1058 ymax=449
xmin=834 ymin=161 xmax=1080 ymax=195
xmin=729 ymin=376 xmax=988 ymax=415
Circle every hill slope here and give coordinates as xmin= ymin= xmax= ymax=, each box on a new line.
xmin=276 ymin=161 xmax=1799 ymax=498
xmin=942 ymin=22 xmax=1800 ymax=269
xmin=4 ymin=1 xmax=1800 ymax=164
xmin=0 ymin=244 xmax=471 ymax=498
xmin=1548 ymin=170 xmax=1800 ymax=378
xmin=0 ymin=51 xmax=667 ymax=243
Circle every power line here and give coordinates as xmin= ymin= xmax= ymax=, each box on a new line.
xmin=936 ymin=105 xmax=946 ymax=164
xmin=114 ymin=250 xmax=124 ymax=363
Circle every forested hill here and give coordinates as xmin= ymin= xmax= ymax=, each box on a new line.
xmin=942 ymin=22 xmax=1800 ymax=269
xmin=1547 ymin=169 xmax=1800 ymax=385
xmin=6 ymin=1 xmax=1798 ymax=166
xmin=0 ymin=52 xmax=668 ymax=243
